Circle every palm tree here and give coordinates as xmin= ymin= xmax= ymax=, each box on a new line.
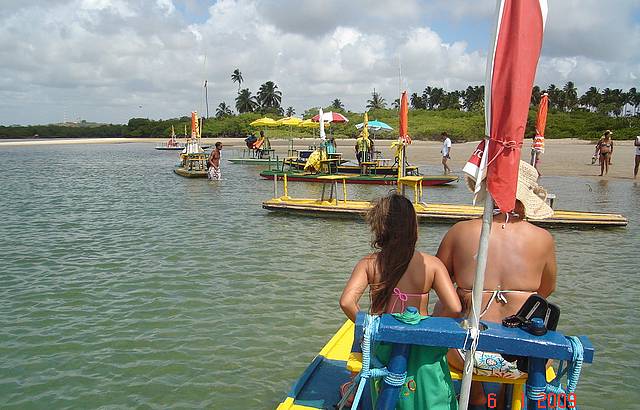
xmin=215 ymin=102 xmax=233 ymax=118
xmin=330 ymin=99 xmax=345 ymax=111
xmin=257 ymin=81 xmax=282 ymax=110
xmin=286 ymin=106 xmax=295 ymax=117
xmin=231 ymin=69 xmax=243 ymax=92
xmin=366 ymin=89 xmax=386 ymax=109
xmin=563 ymin=81 xmax=578 ymax=112
xmin=546 ymin=84 xmax=561 ymax=110
xmin=410 ymin=93 xmax=424 ymax=109
xmin=530 ymin=85 xmax=542 ymax=107
xmin=422 ymin=86 xmax=433 ymax=109
xmin=429 ymin=87 xmax=445 ymax=109
xmin=579 ymin=86 xmax=600 ymax=111
xmin=235 ymin=88 xmax=258 ymax=113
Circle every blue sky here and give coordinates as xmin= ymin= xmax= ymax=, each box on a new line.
xmin=0 ymin=0 xmax=638 ymax=125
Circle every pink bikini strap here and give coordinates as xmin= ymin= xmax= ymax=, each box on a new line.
xmin=390 ymin=287 xmax=409 ymax=313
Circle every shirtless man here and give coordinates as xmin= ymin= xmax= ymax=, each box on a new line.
xmin=435 ymin=161 xmax=557 ymax=408
xmin=208 ymin=142 xmax=222 ymax=180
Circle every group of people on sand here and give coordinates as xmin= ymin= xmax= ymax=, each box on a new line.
xmin=339 ymin=161 xmax=556 ymax=409
xmin=592 ymin=130 xmax=640 ymax=178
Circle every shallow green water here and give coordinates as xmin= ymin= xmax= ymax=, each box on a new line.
xmin=0 ymin=143 xmax=638 ymax=409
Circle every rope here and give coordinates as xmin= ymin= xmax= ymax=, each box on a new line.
xmin=349 ymin=314 xmax=408 ymax=409
xmin=526 ymin=336 xmax=584 ymax=409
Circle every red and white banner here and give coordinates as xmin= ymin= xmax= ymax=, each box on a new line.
xmin=482 ymin=0 xmax=548 ymax=213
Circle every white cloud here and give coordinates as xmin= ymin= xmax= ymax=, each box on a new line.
xmin=0 ymin=0 xmax=637 ymax=125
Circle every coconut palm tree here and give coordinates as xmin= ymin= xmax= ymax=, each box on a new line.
xmin=366 ymin=89 xmax=386 ymax=109
xmin=392 ymin=98 xmax=400 ymax=110
xmin=530 ymin=85 xmax=542 ymax=107
xmin=216 ymin=102 xmax=233 ymax=118
xmin=579 ymin=86 xmax=600 ymax=112
xmin=235 ymin=88 xmax=258 ymax=113
xmin=563 ymin=81 xmax=578 ymax=112
xmin=410 ymin=93 xmax=424 ymax=109
xmin=286 ymin=106 xmax=295 ymax=117
xmin=231 ymin=69 xmax=243 ymax=92
xmin=330 ymin=99 xmax=344 ymax=111
xmin=257 ymin=81 xmax=282 ymax=110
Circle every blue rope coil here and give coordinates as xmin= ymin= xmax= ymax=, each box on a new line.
xmin=350 ymin=315 xmax=407 ymax=409
xmin=526 ymin=336 xmax=584 ymax=410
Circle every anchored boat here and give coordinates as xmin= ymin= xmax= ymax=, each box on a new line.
xmin=260 ymin=169 xmax=458 ymax=186
xmin=173 ymin=112 xmax=209 ymax=178
xmin=262 ymin=174 xmax=628 ymax=227
xmin=155 ymin=125 xmax=185 ymax=151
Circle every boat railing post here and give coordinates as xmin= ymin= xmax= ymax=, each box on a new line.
xmin=274 ymin=171 xmax=278 ymax=198
xmin=342 ymin=178 xmax=347 ymax=204
xmin=375 ymin=343 xmax=410 ymax=410
xmin=526 ymin=356 xmax=547 ymax=409
xmin=283 ymin=173 xmax=288 ymax=198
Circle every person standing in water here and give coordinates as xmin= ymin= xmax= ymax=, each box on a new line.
xmin=208 ymin=142 xmax=222 ymax=180
xmin=441 ymin=132 xmax=452 ymax=174
xmin=634 ymin=135 xmax=640 ymax=179
xmin=597 ymin=130 xmax=614 ymax=176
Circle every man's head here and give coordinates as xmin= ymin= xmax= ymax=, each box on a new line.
xmin=260 ymin=130 xmax=264 ymax=137
xmin=441 ymin=132 xmax=448 ymax=140
xmin=215 ymin=142 xmax=222 ymax=150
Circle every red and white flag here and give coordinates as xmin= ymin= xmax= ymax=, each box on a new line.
xmin=468 ymin=0 xmax=548 ymax=213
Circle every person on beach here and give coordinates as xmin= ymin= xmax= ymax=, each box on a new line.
xmin=355 ymin=131 xmax=371 ymax=164
xmin=208 ymin=142 xmax=222 ymax=180
xmin=340 ymin=193 xmax=462 ymax=409
xmin=634 ymin=135 xmax=640 ymax=179
xmin=441 ymin=132 xmax=452 ymax=174
xmin=529 ymin=133 xmax=544 ymax=175
xmin=597 ymin=130 xmax=613 ymax=176
xmin=434 ymin=161 xmax=557 ymax=409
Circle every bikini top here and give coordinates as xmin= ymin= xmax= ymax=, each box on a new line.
xmin=387 ymin=287 xmax=429 ymax=314
xmin=457 ymin=286 xmax=536 ymax=318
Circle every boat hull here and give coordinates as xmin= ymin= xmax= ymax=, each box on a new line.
xmin=260 ymin=170 xmax=458 ymax=186
xmin=173 ymin=167 xmax=208 ymax=178
xmin=283 ymin=159 xmax=418 ymax=175
xmin=155 ymin=146 xmax=184 ymax=151
xmin=263 ymin=197 xmax=628 ymax=228
xmin=228 ymin=158 xmax=282 ymax=165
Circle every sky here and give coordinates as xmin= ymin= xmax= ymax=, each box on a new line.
xmin=0 ymin=0 xmax=639 ymax=125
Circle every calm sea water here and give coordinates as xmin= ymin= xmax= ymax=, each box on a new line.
xmin=0 ymin=143 xmax=638 ymax=409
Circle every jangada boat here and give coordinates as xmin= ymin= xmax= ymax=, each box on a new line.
xmin=278 ymin=2 xmax=605 ymax=409
xmin=173 ymin=112 xmax=209 ymax=178
xmin=155 ymin=126 xmax=185 ymax=150
xmin=259 ymin=169 xmax=458 ymax=186
xmin=262 ymin=174 xmax=628 ymax=227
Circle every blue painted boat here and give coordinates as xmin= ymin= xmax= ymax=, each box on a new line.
xmin=277 ymin=314 xmax=593 ymax=410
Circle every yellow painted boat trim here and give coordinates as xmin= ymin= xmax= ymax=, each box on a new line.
xmin=263 ymin=196 xmax=628 ymax=226
xmin=275 ymin=397 xmax=318 ymax=410
xmin=318 ymin=320 xmax=356 ymax=361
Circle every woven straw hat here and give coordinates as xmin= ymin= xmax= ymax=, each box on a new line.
xmin=515 ymin=161 xmax=553 ymax=219
xmin=465 ymin=160 xmax=553 ymax=220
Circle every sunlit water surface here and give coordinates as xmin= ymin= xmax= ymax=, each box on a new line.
xmin=0 ymin=143 xmax=638 ymax=409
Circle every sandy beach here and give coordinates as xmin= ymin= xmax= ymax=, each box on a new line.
xmin=2 ymin=137 xmax=637 ymax=180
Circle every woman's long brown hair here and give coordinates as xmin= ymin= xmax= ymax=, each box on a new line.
xmin=366 ymin=193 xmax=418 ymax=313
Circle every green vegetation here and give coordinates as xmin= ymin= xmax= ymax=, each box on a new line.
xmin=1 ymin=77 xmax=638 ymax=141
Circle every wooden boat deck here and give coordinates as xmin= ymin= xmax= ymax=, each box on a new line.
xmin=263 ymin=197 xmax=628 ymax=228
xmin=260 ymin=170 xmax=458 ymax=186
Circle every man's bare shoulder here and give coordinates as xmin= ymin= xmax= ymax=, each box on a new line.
xmin=417 ymin=252 xmax=447 ymax=273
xmin=522 ymin=221 xmax=554 ymax=242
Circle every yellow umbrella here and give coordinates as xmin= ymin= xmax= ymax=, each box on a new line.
xmin=298 ymin=119 xmax=330 ymax=128
xmin=277 ymin=116 xmax=303 ymax=126
xmin=250 ymin=117 xmax=279 ymax=127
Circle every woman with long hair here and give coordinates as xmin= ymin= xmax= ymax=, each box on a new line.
xmin=339 ymin=193 xmax=461 ymax=409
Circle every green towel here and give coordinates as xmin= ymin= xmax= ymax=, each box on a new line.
xmin=372 ymin=313 xmax=458 ymax=410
